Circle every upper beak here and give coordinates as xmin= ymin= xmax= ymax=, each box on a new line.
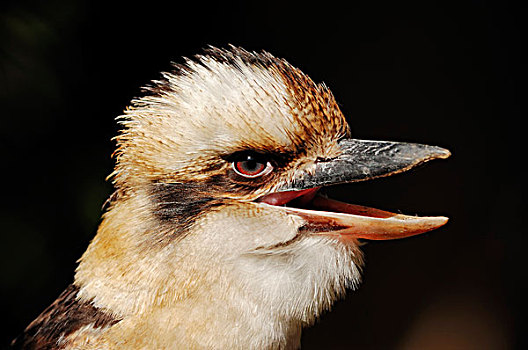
xmin=260 ymin=138 xmax=451 ymax=240
xmin=285 ymin=138 xmax=451 ymax=191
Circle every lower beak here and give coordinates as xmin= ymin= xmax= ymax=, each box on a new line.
xmin=260 ymin=138 xmax=450 ymax=240
xmin=282 ymin=195 xmax=448 ymax=240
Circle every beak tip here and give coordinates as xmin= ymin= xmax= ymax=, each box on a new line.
xmin=437 ymin=215 xmax=450 ymax=226
xmin=423 ymin=215 xmax=449 ymax=232
xmin=415 ymin=144 xmax=451 ymax=161
xmin=435 ymin=147 xmax=451 ymax=159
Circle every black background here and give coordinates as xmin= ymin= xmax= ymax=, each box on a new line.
xmin=1 ymin=0 xmax=526 ymax=348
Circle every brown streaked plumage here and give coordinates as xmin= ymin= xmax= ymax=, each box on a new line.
xmin=12 ymin=46 xmax=450 ymax=349
xmin=11 ymin=285 xmax=119 ymax=350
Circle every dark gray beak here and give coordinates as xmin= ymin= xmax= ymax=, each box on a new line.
xmin=285 ymin=138 xmax=451 ymax=191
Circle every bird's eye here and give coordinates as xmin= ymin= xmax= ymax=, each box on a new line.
xmin=232 ymin=153 xmax=273 ymax=178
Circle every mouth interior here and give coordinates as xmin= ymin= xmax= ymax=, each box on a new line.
xmin=257 ymin=187 xmax=396 ymax=219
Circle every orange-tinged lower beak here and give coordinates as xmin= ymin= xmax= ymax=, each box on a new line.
xmin=282 ymin=195 xmax=448 ymax=240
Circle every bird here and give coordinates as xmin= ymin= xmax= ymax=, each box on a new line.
xmin=12 ymin=46 xmax=450 ymax=350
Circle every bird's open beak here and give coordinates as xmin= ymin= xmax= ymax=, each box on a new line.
xmin=258 ymin=139 xmax=450 ymax=240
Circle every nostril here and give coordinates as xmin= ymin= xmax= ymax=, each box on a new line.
xmin=315 ymin=156 xmax=334 ymax=163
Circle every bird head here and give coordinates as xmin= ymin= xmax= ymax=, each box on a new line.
xmin=74 ymin=47 xmax=449 ymax=347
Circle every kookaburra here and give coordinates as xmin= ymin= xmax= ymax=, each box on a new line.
xmin=12 ymin=46 xmax=449 ymax=349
